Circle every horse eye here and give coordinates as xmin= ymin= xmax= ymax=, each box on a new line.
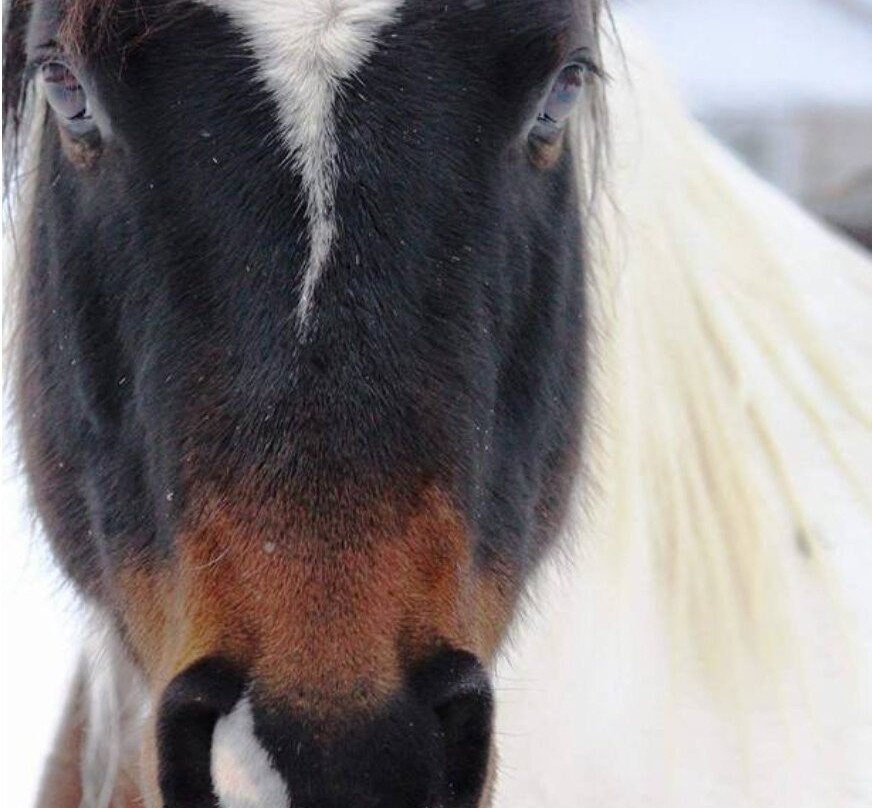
xmin=531 ymin=63 xmax=588 ymax=146
xmin=40 ymin=61 xmax=90 ymax=122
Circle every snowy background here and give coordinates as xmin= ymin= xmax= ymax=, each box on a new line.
xmin=619 ymin=0 xmax=872 ymax=243
xmin=1 ymin=422 xmax=81 ymax=804
xmin=2 ymin=1 xmax=871 ymax=804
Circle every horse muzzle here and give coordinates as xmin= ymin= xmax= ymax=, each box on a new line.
xmin=156 ymin=651 xmax=494 ymax=808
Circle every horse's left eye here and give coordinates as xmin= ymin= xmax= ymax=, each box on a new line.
xmin=531 ymin=62 xmax=588 ymax=146
xmin=40 ymin=61 xmax=90 ymax=122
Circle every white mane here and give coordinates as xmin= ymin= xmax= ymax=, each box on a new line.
xmin=492 ymin=21 xmax=872 ymax=807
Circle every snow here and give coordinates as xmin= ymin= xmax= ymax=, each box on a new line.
xmin=0 ymin=420 xmax=79 ymax=806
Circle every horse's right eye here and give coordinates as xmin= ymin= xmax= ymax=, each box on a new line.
xmin=40 ymin=61 xmax=90 ymax=122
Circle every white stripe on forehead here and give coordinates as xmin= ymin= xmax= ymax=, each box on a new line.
xmin=204 ymin=0 xmax=404 ymax=325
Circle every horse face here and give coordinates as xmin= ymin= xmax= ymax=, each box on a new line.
xmin=13 ymin=0 xmax=599 ymax=804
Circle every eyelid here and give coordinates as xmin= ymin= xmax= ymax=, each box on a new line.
xmin=566 ymin=50 xmax=607 ymax=83
xmin=27 ymin=37 xmax=91 ymax=74
xmin=26 ymin=42 xmax=67 ymax=78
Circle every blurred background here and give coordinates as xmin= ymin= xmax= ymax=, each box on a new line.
xmin=1 ymin=0 xmax=870 ymax=804
xmin=619 ymin=0 xmax=872 ymax=249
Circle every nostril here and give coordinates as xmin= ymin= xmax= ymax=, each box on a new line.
xmin=412 ymin=650 xmax=494 ymax=808
xmin=435 ymin=685 xmax=493 ymax=806
xmin=158 ymin=653 xmax=491 ymax=808
xmin=157 ymin=657 xmax=246 ymax=808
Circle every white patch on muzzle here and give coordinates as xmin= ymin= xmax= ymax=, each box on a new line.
xmin=212 ymin=697 xmax=291 ymax=808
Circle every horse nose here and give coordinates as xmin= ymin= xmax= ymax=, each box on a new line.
xmin=157 ymin=657 xmax=247 ymax=807
xmin=156 ymin=651 xmax=493 ymax=808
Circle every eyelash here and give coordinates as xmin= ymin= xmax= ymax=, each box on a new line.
xmin=568 ymin=51 xmax=607 ymax=83
xmin=27 ymin=39 xmax=63 ymax=73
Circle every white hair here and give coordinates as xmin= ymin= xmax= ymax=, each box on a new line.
xmin=581 ymin=22 xmax=872 ymax=691
xmin=79 ymin=612 xmax=152 ymax=808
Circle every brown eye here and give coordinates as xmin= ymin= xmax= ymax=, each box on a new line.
xmin=40 ymin=61 xmax=90 ymax=122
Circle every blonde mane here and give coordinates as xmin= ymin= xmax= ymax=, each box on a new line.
xmin=578 ymin=24 xmax=872 ymax=690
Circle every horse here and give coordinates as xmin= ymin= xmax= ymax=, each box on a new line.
xmin=3 ymin=1 xmax=871 ymax=806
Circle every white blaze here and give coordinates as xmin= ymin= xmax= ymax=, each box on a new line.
xmin=212 ymin=697 xmax=291 ymax=808
xmin=203 ymin=0 xmax=404 ymax=325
